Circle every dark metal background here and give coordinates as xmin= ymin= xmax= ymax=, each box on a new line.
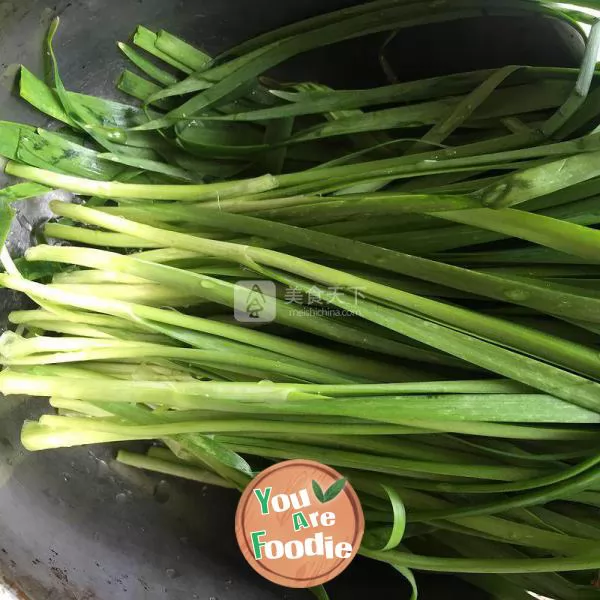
xmin=0 ymin=2 xmax=584 ymax=598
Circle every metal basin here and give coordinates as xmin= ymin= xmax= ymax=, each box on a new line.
xmin=0 ymin=1 xmax=584 ymax=598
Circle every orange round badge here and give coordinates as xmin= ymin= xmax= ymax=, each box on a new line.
xmin=235 ymin=460 xmax=364 ymax=588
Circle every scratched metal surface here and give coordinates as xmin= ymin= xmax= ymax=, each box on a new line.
xmin=0 ymin=1 xmax=584 ymax=599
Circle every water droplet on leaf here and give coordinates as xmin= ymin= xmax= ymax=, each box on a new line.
xmin=504 ymin=289 xmax=530 ymax=302
xmin=106 ymin=130 xmax=127 ymax=142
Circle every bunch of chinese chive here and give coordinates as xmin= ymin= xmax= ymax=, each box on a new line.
xmin=3 ymin=2 xmax=600 ymax=598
